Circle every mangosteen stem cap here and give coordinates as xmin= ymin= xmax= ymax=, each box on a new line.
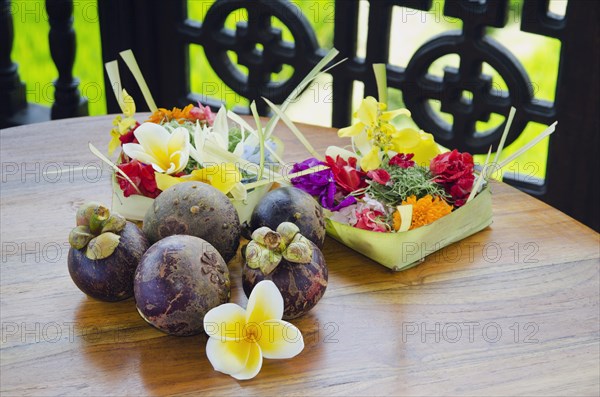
xmin=70 ymin=202 xmax=127 ymax=259
xmin=246 ymin=222 xmax=312 ymax=275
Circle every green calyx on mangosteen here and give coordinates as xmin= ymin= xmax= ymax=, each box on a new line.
xmin=69 ymin=202 xmax=128 ymax=260
xmin=134 ymin=235 xmax=230 ymax=336
xmin=142 ymin=181 xmax=241 ymax=263
xmin=242 ymin=222 xmax=328 ymax=320
xmin=248 ymin=186 xmax=326 ymax=249
xmin=68 ymin=202 xmax=149 ymax=302
xmin=246 ymin=222 xmax=313 ymax=275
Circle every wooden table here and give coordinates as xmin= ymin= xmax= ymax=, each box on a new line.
xmin=1 ymin=116 xmax=599 ymax=396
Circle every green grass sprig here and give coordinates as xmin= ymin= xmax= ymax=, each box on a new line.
xmin=365 ymin=163 xmax=448 ymax=206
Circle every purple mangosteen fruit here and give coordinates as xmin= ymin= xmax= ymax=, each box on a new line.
xmin=248 ymin=186 xmax=326 ymax=249
xmin=242 ymin=222 xmax=328 ymax=320
xmin=142 ymin=181 xmax=241 ymax=263
xmin=67 ymin=202 xmax=149 ymax=301
xmin=134 ymin=235 xmax=230 ymax=336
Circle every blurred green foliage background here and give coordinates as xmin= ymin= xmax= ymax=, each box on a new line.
xmin=11 ymin=0 xmax=563 ymax=179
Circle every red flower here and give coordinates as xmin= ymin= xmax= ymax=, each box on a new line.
xmin=119 ymin=122 xmax=140 ymax=145
xmin=389 ymin=153 xmax=415 ymax=168
xmin=355 ymin=209 xmax=387 ymax=232
xmin=117 ymin=160 xmax=160 ymax=198
xmin=430 ymin=150 xmax=475 ymax=207
xmin=367 ymin=169 xmax=390 ymax=185
xmin=325 ymin=155 xmax=367 ymax=195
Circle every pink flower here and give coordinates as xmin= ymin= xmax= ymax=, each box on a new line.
xmin=354 ymin=209 xmax=387 ymax=232
xmin=190 ymin=103 xmax=216 ymax=126
xmin=367 ymin=169 xmax=390 ymax=185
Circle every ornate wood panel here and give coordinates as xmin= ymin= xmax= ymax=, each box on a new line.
xmin=4 ymin=0 xmax=597 ymax=230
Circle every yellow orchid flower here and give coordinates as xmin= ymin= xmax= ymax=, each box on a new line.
xmin=338 ymin=96 xmax=441 ymax=170
xmin=338 ymin=96 xmax=412 ymax=171
xmin=203 ymin=280 xmax=304 ymax=380
xmin=108 ymin=90 xmax=137 ymax=155
xmin=108 ymin=115 xmax=137 ymax=155
xmin=394 ymin=129 xmax=441 ymax=166
xmin=154 ymin=163 xmax=246 ymax=200
xmin=121 ymin=89 xmax=135 ymax=118
xmin=122 ymin=122 xmax=190 ymax=174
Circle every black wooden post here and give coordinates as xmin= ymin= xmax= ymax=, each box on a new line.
xmin=97 ymin=0 xmax=165 ymax=114
xmin=0 ymin=0 xmax=27 ymax=126
xmin=544 ymin=1 xmax=600 ymax=231
xmin=46 ymin=0 xmax=87 ymax=119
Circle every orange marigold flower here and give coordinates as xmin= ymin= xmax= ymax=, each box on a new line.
xmin=402 ymin=194 xmax=453 ymax=230
xmin=393 ymin=210 xmax=402 ymax=231
xmin=147 ymin=108 xmax=173 ymax=124
xmin=147 ymin=105 xmax=196 ymax=124
xmin=171 ymin=104 xmax=194 ymax=121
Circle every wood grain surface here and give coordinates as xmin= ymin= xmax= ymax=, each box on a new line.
xmin=1 ymin=115 xmax=599 ymax=396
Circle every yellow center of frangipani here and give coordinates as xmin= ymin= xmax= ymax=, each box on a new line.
xmin=122 ymin=122 xmax=190 ymax=174
xmin=203 ymin=280 xmax=304 ymax=380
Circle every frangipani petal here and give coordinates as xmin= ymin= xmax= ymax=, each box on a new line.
xmin=233 ymin=141 xmax=245 ymax=158
xmin=230 ymin=341 xmax=263 ymax=380
xmin=258 ymin=320 xmax=304 ymax=359
xmin=213 ymin=106 xmax=229 ymax=146
xmin=134 ymin=123 xmax=170 ymax=159
xmin=203 ymin=281 xmax=303 ymax=381
xmin=208 ymin=134 xmax=228 ymax=152
xmin=150 ymin=163 xmax=168 ymax=173
xmin=246 ymin=280 xmax=284 ymax=325
xmin=360 ymin=146 xmax=381 ymax=171
xmin=126 ymin=122 xmax=190 ymax=174
xmin=190 ymin=122 xmax=205 ymax=164
xmin=204 ymin=303 xmax=247 ymax=341
xmin=338 ymin=122 xmax=366 ymax=138
xmin=168 ymin=127 xmax=190 ymax=154
xmin=206 ymin=337 xmax=253 ymax=377
xmin=122 ymin=143 xmax=160 ymax=167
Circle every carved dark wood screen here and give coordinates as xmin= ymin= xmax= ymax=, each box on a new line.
xmin=1 ymin=0 xmax=596 ymax=229
xmin=97 ymin=0 xmax=598 ymax=231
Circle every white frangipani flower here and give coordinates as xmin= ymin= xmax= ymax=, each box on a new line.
xmin=203 ymin=280 xmax=304 ymax=380
xmin=122 ymin=122 xmax=190 ymax=174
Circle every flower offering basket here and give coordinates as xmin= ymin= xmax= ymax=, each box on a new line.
xmin=96 ymin=49 xmax=339 ymax=224
xmin=325 ymin=185 xmax=493 ymax=271
xmin=289 ymin=63 xmax=556 ymax=272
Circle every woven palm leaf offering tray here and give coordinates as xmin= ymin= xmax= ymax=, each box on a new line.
xmin=289 ymin=64 xmax=557 ymax=271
